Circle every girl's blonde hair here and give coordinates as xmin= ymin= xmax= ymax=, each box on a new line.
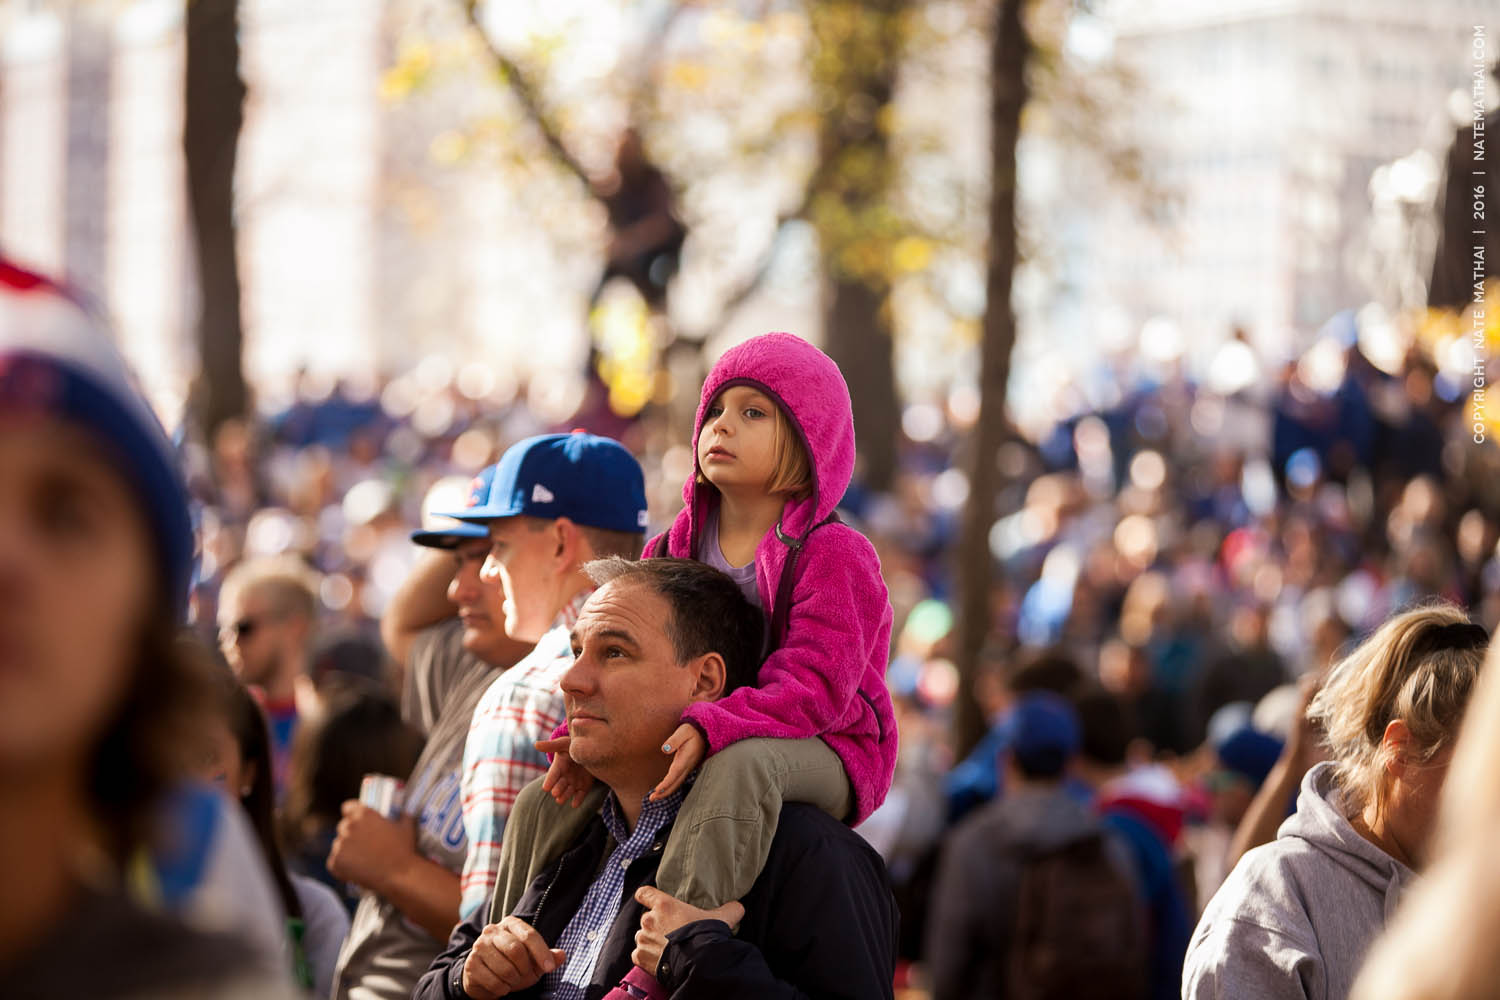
xmin=1307 ymin=601 xmax=1486 ymax=816
xmin=764 ymin=405 xmax=812 ymax=498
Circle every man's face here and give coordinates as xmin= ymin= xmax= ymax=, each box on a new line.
xmin=217 ymin=584 xmax=296 ymax=688
xmin=481 ymin=517 xmax=566 ymax=643
xmin=562 ymin=579 xmax=702 ymax=787
xmin=448 ymin=538 xmax=514 ymax=663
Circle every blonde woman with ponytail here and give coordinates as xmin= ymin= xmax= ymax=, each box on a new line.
xmin=1352 ymin=633 xmax=1500 ymax=1000
xmin=1182 ymin=603 xmax=1488 ymax=1000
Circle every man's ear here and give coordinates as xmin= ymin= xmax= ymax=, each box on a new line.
xmin=550 ymin=517 xmax=572 ymax=560
xmin=687 ymin=652 xmax=728 ymax=703
xmin=286 ymin=614 xmax=312 ymax=646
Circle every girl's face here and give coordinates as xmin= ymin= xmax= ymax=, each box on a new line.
xmin=0 ymin=418 xmax=155 ymax=774
xmin=197 ymin=715 xmax=251 ymax=801
xmin=697 ymin=386 xmax=782 ymax=495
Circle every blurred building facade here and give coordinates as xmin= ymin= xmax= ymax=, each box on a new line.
xmin=0 ymin=0 xmax=378 ymax=419
xmin=1074 ymin=0 xmax=1486 ymax=362
xmin=1 ymin=0 xmax=1490 ymax=429
xmin=0 ymin=0 xmax=605 ymax=425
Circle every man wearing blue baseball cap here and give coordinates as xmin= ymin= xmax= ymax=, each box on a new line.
xmin=445 ymin=433 xmax=648 ymax=930
xmin=925 ymin=692 xmax=1148 ymax=1000
xmin=331 ymin=468 xmax=536 ymax=1000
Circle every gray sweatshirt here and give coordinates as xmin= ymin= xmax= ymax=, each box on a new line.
xmin=1182 ymin=762 xmax=1413 ymax=1000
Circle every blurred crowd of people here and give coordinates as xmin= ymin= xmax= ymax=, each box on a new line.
xmin=169 ymin=304 xmax=1500 ymax=1000
xmin=188 ymin=307 xmax=1500 ymax=996
xmin=5 ymin=235 xmax=1500 ymax=1000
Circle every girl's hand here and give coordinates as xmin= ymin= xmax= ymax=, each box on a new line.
xmin=537 ymin=737 xmax=594 ymax=807
xmin=631 ymin=886 xmax=744 ymax=977
xmin=651 ymin=723 xmax=705 ymax=800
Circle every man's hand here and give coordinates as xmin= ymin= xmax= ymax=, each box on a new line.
xmin=651 ymin=724 xmax=704 ymax=801
xmin=461 ymin=916 xmax=566 ymax=999
xmin=327 ymin=801 xmax=416 ymax=894
xmin=537 ymin=737 xmax=595 ymax=807
xmin=631 ymin=886 xmax=744 ymax=977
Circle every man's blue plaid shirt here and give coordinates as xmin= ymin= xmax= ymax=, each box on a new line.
xmin=542 ymin=784 xmax=688 ymax=999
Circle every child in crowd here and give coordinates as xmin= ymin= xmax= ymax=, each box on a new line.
xmin=517 ymin=332 xmax=899 ymax=999
xmin=200 ymin=664 xmax=351 ymax=996
xmin=279 ymin=683 xmax=425 ymax=912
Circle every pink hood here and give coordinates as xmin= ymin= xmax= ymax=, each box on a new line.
xmin=676 ymin=330 xmax=856 ymax=549
xmin=654 ymin=332 xmax=897 ymax=823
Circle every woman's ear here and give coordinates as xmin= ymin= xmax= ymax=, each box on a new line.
xmin=1382 ymin=718 xmax=1415 ymax=771
xmin=688 ymin=652 xmax=728 ymax=703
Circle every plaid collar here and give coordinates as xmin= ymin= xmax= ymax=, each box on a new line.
xmin=600 ymin=781 xmax=689 ymax=851
xmin=555 ymin=587 xmax=594 ymax=632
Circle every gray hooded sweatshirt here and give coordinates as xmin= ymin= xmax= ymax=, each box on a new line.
xmin=1182 ymin=762 xmax=1414 ymax=1000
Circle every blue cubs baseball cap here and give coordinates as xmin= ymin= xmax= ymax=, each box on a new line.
xmin=410 ymin=466 xmax=496 ymax=549
xmin=446 ymin=432 xmax=647 ymax=534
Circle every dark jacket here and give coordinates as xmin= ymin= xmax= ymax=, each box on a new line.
xmin=414 ymin=803 xmax=898 ymax=1000
xmin=924 ymin=784 xmax=1143 ymax=1000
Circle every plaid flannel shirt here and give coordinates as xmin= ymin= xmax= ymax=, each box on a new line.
xmin=457 ymin=591 xmax=590 ymax=920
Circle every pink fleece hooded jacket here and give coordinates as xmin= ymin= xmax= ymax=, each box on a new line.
xmin=651 ymin=332 xmax=898 ymax=824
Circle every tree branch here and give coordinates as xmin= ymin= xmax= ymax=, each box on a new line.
xmin=462 ymin=0 xmax=816 ymax=336
xmin=700 ymin=150 xmax=840 ymax=336
xmin=461 ymin=0 xmax=596 ymax=196
xmin=626 ymin=0 xmax=690 ymax=118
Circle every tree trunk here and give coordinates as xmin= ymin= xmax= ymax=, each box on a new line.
xmin=825 ymin=277 xmax=898 ymax=490
xmin=810 ymin=0 xmax=906 ymax=493
xmin=184 ymin=0 xmax=248 ymax=441
xmin=954 ymin=0 xmax=1028 ymax=757
xmin=1429 ymin=111 xmax=1498 ymax=310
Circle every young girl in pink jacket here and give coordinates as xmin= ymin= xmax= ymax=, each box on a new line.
xmin=499 ymin=332 xmax=899 ymax=998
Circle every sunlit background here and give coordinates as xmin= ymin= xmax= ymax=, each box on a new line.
xmin=0 ymin=0 xmax=1496 ymax=670
xmin=3 ymin=0 xmax=1492 ymax=429
xmin=6 ymin=8 xmax=1500 ymax=992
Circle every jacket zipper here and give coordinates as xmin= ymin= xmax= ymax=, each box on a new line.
xmin=532 ymin=855 xmax=565 ymax=933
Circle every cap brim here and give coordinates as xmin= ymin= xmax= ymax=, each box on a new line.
xmin=410 ymin=522 xmax=489 ymax=548
xmin=444 ymin=503 xmax=526 ymax=524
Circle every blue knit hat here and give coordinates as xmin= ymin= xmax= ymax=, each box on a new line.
xmin=999 ymin=692 xmax=1082 ymax=777
xmin=1215 ymin=726 xmax=1284 ymax=788
xmin=0 ymin=258 xmax=195 ymax=616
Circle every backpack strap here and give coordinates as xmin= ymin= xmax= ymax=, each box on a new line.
xmin=650 ymin=533 xmax=669 ymax=558
xmin=767 ymin=511 xmax=842 ymax=653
